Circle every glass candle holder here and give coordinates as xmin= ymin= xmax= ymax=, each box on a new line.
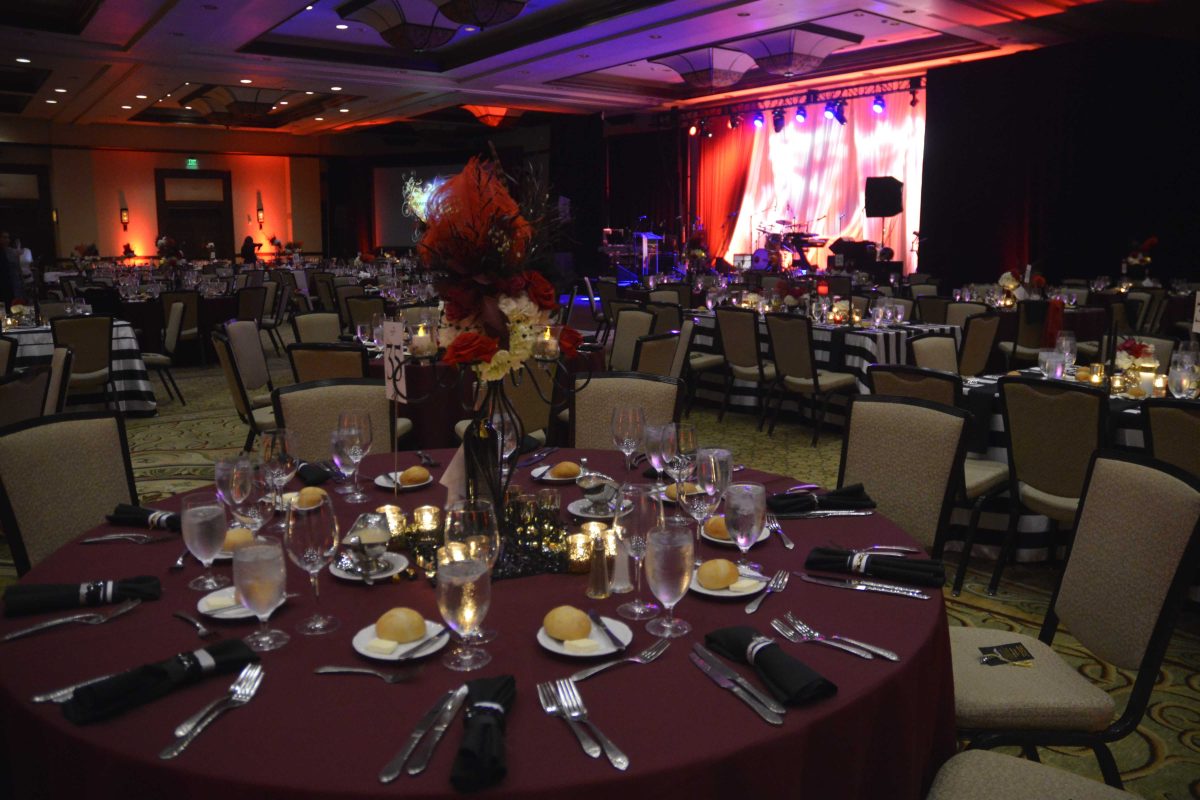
xmin=533 ymin=324 xmax=562 ymax=361
xmin=413 ymin=505 xmax=441 ymax=532
xmin=376 ymin=505 xmax=407 ymax=539
xmin=1090 ymin=363 xmax=1105 ymax=380
xmin=1153 ymin=374 xmax=1168 ymax=398
xmin=407 ymin=319 xmax=438 ymax=359
xmin=567 ymin=534 xmax=592 ymax=573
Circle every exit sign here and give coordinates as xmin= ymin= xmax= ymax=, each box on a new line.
xmin=185 ymin=157 xmax=199 ymax=170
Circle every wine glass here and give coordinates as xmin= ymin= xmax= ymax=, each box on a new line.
xmin=1168 ymin=355 xmax=1195 ymax=399
xmin=664 ymin=423 xmax=697 ymax=515
xmin=643 ymin=425 xmax=667 ymax=489
xmin=1055 ymin=331 xmax=1077 ymax=371
xmin=182 ymin=493 xmax=230 ymax=591
xmin=444 ymin=498 xmax=501 ymax=644
xmin=723 ymin=483 xmax=766 ymax=569
xmin=436 ymin=550 xmax=492 ymax=671
xmin=644 ymin=519 xmax=694 ymax=638
xmin=284 ymin=491 xmax=340 ymax=635
xmin=680 ymin=451 xmax=723 ymax=566
xmin=611 ymin=484 xmax=661 ymax=620
xmin=261 ymin=429 xmax=299 ymax=515
xmin=227 ymin=458 xmax=270 ymax=535
xmin=611 ymin=404 xmax=645 ymax=471
xmin=355 ymin=323 xmax=371 ymax=345
xmin=233 ymin=535 xmax=289 ymax=652
xmin=335 ymin=410 xmax=373 ymax=504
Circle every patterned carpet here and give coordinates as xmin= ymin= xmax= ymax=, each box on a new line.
xmin=2 ymin=330 xmax=1198 ymax=797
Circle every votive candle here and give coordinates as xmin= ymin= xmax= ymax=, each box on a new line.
xmin=567 ymin=534 xmax=592 ymax=573
xmin=413 ymin=505 xmax=440 ymax=532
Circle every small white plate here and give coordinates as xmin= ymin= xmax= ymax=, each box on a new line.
xmin=373 ymin=473 xmax=433 ymax=491
xmin=536 ymin=616 xmax=633 ymax=657
xmin=196 ymin=586 xmax=289 ymax=619
xmin=652 ymin=486 xmax=705 ymax=504
xmin=529 ymin=465 xmax=579 ymax=483
xmin=351 ymin=620 xmax=447 ymax=661
xmin=566 ymin=498 xmax=629 ymax=520
xmin=700 ymin=527 xmax=771 ymax=547
xmin=330 ymin=551 xmax=409 ymax=581
xmin=689 ymin=568 xmax=767 ymax=598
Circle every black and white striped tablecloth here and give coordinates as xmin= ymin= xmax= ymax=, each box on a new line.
xmin=9 ymin=320 xmax=158 ymax=416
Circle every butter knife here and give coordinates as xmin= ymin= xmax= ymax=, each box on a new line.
xmin=379 ymin=689 xmax=457 ymax=783
xmin=586 ymin=610 xmax=626 ymax=652
xmin=692 ymin=644 xmax=787 ymax=716
xmin=688 ymin=653 xmax=783 ymax=726
xmin=30 ymin=672 xmax=117 ymax=703
xmin=406 ymin=684 xmax=468 ymax=775
xmin=796 ymin=573 xmax=930 ymax=600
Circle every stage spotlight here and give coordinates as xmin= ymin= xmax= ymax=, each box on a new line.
xmin=910 ymin=89 xmax=919 ymax=107
xmin=699 ymin=118 xmax=712 ymax=138
xmin=688 ymin=123 xmax=698 ymax=137
xmin=824 ymin=101 xmax=836 ymax=120
xmin=794 ymin=106 xmax=806 ymax=124
xmin=728 ymin=114 xmax=740 ymax=129
xmin=833 ymin=100 xmax=847 ymax=126
xmin=871 ymin=95 xmax=885 ymax=114
xmin=771 ymin=108 xmax=785 ymax=133
xmin=752 ymin=111 xmax=764 ymax=129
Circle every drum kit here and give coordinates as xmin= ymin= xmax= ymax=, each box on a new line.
xmin=752 ymin=218 xmax=827 ymax=271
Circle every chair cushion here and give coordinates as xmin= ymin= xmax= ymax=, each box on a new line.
xmin=963 ymin=458 xmax=1008 ymax=498
xmin=249 ymin=391 xmax=273 ymax=409
xmin=1018 ymin=482 xmax=1079 ymax=523
xmin=730 ymin=362 xmax=776 ymax=383
xmin=1076 ymin=341 xmax=1100 ymax=359
xmin=180 ymin=327 xmax=199 ymax=339
xmin=950 ymin=627 xmax=1114 ymax=731
xmin=557 ymin=408 xmax=570 ymax=424
xmin=997 ymin=342 xmax=1041 ymax=358
xmin=68 ymin=368 xmax=109 ymax=388
xmin=142 ymin=352 xmax=171 ymax=367
xmin=394 ymin=417 xmax=414 ymax=440
xmin=689 ymin=353 xmax=724 ymax=371
xmin=928 ymin=750 xmax=1135 ymax=800
xmin=782 ymin=370 xmax=856 ymax=394
xmin=251 ymin=405 xmax=277 ymax=430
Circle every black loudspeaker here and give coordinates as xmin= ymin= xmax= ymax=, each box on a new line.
xmin=865 ymin=177 xmax=903 ymax=217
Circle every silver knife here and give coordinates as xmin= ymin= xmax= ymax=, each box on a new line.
xmin=587 ymin=610 xmax=626 ymax=652
xmin=379 ymin=689 xmax=457 ymax=783
xmin=692 ymin=644 xmax=788 ymax=716
xmin=688 ymin=653 xmax=783 ymax=726
xmin=796 ymin=573 xmax=930 ymax=600
xmin=406 ymin=684 xmax=468 ymax=775
xmin=30 ymin=672 xmax=117 ymax=703
xmin=397 ymin=629 xmax=449 ymax=660
xmin=832 ymin=635 xmax=899 ymax=662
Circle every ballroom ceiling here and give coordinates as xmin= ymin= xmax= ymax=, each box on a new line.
xmin=0 ymin=0 xmax=1174 ymax=136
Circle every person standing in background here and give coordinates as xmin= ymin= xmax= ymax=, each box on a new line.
xmin=240 ymin=236 xmax=260 ymax=267
xmin=0 ymin=231 xmax=24 ymax=304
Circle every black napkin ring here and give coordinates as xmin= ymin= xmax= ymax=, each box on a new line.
xmin=465 ymin=701 xmax=507 ymax=724
xmin=746 ymin=636 xmax=775 ymax=666
xmin=849 ymin=552 xmax=875 ymax=574
xmin=148 ymin=510 xmax=171 ymax=528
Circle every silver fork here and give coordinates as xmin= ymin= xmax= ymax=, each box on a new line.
xmin=555 ymin=679 xmax=629 ymax=771
xmin=536 ymin=681 xmax=600 ymax=759
xmin=778 ymin=614 xmax=872 ymax=659
xmin=570 ymin=638 xmax=670 ymax=682
xmin=81 ymin=533 xmax=171 ymax=544
xmin=785 ymin=612 xmax=898 ymax=661
xmin=744 ymin=570 xmax=789 ymax=614
xmin=160 ymin=664 xmax=264 ymax=759
xmin=766 ymin=514 xmax=794 ymax=550
xmin=173 ymin=663 xmax=262 ymax=737
xmin=313 ymin=665 xmax=417 ymax=684
xmin=1 ymin=598 xmax=141 ymax=642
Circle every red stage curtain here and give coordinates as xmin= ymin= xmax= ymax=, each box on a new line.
xmin=696 ymin=124 xmax=756 ymax=264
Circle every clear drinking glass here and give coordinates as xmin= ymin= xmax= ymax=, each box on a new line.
xmin=233 ymin=536 xmax=289 ymax=652
xmin=227 ymin=459 xmax=270 ymax=535
xmin=680 ymin=451 xmax=723 ymax=566
xmin=643 ymin=424 xmax=667 ymax=488
xmin=723 ymin=483 xmax=766 ymax=569
xmin=182 ymin=493 xmax=230 ymax=591
xmin=436 ymin=551 xmax=492 ymax=671
xmin=1037 ymin=349 xmax=1054 ymax=376
xmin=444 ymin=498 xmax=501 ymax=645
xmin=663 ymin=423 xmax=697 ymax=516
xmin=284 ymin=491 xmax=340 ymax=635
xmin=612 ymin=483 xmax=661 ymax=620
xmin=335 ymin=410 xmax=373 ymax=504
xmin=893 ymin=302 xmax=906 ymax=324
xmin=355 ymin=323 xmax=371 ymax=345
xmin=261 ymin=429 xmax=299 ymax=514
xmin=1055 ymin=331 xmax=1077 ymax=370
xmin=644 ymin=520 xmax=694 ymax=638
xmin=1168 ymin=361 xmax=1194 ymax=399
xmin=611 ymin=404 xmax=646 ymax=471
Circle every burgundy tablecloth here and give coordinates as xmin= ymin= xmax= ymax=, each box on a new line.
xmin=0 ymin=449 xmax=955 ymax=799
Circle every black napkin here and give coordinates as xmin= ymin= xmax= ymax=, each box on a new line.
xmin=105 ymin=504 xmax=180 ymax=532
xmin=3 ymin=576 xmax=161 ymax=617
xmin=767 ymin=483 xmax=876 ymax=515
xmin=805 ymin=547 xmax=946 ymax=587
xmin=63 ymin=639 xmax=258 ymax=725
xmin=297 ymin=462 xmax=331 ymax=486
xmin=450 ymin=675 xmax=515 ymax=793
xmin=705 ymin=627 xmax=836 ymax=706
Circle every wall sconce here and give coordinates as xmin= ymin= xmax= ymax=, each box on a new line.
xmin=51 ymin=208 xmax=58 ymax=225
xmin=256 ymin=190 xmax=264 ymax=230
xmin=120 ymin=207 xmax=129 ymax=231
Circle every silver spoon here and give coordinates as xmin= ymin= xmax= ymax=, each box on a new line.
xmin=172 ymin=611 xmax=217 ymax=639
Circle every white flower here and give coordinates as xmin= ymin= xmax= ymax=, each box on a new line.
xmin=998 ymin=272 xmax=1020 ymax=291
xmin=498 ymin=293 xmax=539 ymax=324
xmin=508 ymin=322 xmax=535 ymax=363
xmin=478 ymin=349 xmax=517 ymax=382
xmin=833 ymin=300 xmax=849 ymax=313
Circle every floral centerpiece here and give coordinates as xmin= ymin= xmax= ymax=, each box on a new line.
xmin=1115 ymin=337 xmax=1159 ymax=397
xmin=1122 ymin=236 xmax=1155 ymax=278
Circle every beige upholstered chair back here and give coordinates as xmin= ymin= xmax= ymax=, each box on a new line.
xmin=633 ymin=334 xmax=679 ymax=376
xmin=43 ymin=346 xmax=72 ymax=415
xmin=571 ymin=374 xmax=681 ymax=449
xmin=160 ymin=291 xmax=199 ymax=338
xmin=840 ymin=397 xmax=967 ymax=549
xmin=669 ymin=319 xmax=694 ymax=379
xmin=0 ymin=413 xmax=135 ymax=574
xmin=293 ymin=312 xmax=341 ymax=343
xmin=765 ymin=313 xmax=815 ymax=382
xmin=0 ymin=369 xmax=50 ymax=428
xmin=1127 ymin=292 xmax=1151 ymax=332
xmin=850 ymin=296 xmax=870 ymax=316
xmin=39 ymin=302 xmax=70 ymax=321
xmin=313 ymin=272 xmax=336 ymax=312
xmin=715 ymin=308 xmax=760 ymax=371
xmin=917 ymin=296 xmax=949 ymax=324
xmin=609 ymin=309 xmax=655 ymax=372
xmin=910 ymin=284 xmax=938 ymax=298
xmin=606 ymin=300 xmax=642 ymax=326
xmin=270 ymin=285 xmax=294 ymax=324
xmin=261 ymin=281 xmax=279 ymax=318
xmin=1001 ymin=379 xmax=1103 ymax=498
xmin=504 ymin=366 xmax=555 ymax=436
xmin=593 ymin=279 xmax=619 ymax=316
xmin=1145 ymin=401 xmax=1200 ymax=477
xmin=646 ymin=302 xmax=682 ymax=335
xmin=164 ymin=302 xmax=185 ymax=354
xmin=888 ymin=297 xmax=914 ymax=320
xmin=648 ymin=290 xmax=677 ymax=303
xmin=346 ymin=296 xmax=385 ymax=329
xmin=1055 ymin=454 xmax=1200 ymax=670
xmin=868 ymin=366 xmax=959 ymax=408
xmin=910 ymin=335 xmax=959 ymax=373
xmin=51 ymin=315 xmax=112 ymax=379
xmin=273 ymin=380 xmax=389 ymax=463
xmin=0 ymin=335 xmax=15 ymax=376
xmin=958 ymin=314 xmax=1000 ymax=377
xmin=288 ymin=344 xmax=369 ymax=383
xmin=226 ymin=320 xmax=271 ymax=391
xmin=335 ymin=285 xmax=365 ymax=328
xmin=946 ymin=302 xmax=989 ymax=328
xmin=213 ymin=333 xmax=251 ymax=420
xmin=1014 ymin=301 xmax=1048 ymax=349
xmin=234 ymin=272 xmax=250 ymax=290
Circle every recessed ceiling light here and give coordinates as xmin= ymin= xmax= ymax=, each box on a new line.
xmin=135 ymin=94 xmax=147 ymax=99
xmin=463 ymin=25 xmax=478 ymax=32
xmin=315 ymin=117 xmax=324 ymax=121
xmin=271 ymin=105 xmax=277 ymax=110
xmin=166 ymin=93 xmax=171 ymax=97
xmin=305 ymin=4 xmax=313 ymax=9
xmin=16 ymin=58 xmax=31 ymax=64
xmin=279 ymin=100 xmax=288 ymax=105
xmin=45 ymin=99 xmax=57 ymax=104
xmin=335 ymin=23 xmax=348 ymax=29
xmin=54 ymin=88 xmax=67 ymax=93
xmin=185 ymin=106 xmax=193 ymax=110
xmin=184 ymin=82 xmax=189 ymax=86
xmin=330 ymin=86 xmax=342 ymax=91
xmin=121 ymin=105 xmax=132 ymax=109
xmin=305 ymin=91 xmax=314 ymax=95
xmin=240 ymin=79 xmax=253 ymax=84
xmin=339 ymin=108 xmax=349 ymax=112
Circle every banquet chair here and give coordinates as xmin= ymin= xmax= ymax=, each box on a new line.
xmin=568 ymin=372 xmax=682 ymax=449
xmin=213 ymin=331 xmax=277 ymax=452
xmin=287 ymin=342 xmax=370 ymax=383
xmin=334 ymin=285 xmax=365 ymax=332
xmin=763 ymin=313 xmax=856 ymax=444
xmin=235 ymin=286 xmax=267 ymax=325
xmin=312 ymin=272 xmax=337 ymax=313
xmin=592 ymin=278 xmax=620 ymax=339
xmin=1080 ymin=335 xmax=1175 ymax=373
xmin=42 ymin=346 xmax=72 ymax=415
xmin=0 ymin=412 xmax=137 ymax=575
xmin=839 ymin=395 xmax=970 ymax=551
xmin=684 ymin=324 xmax=723 ymax=418
xmin=927 ymin=750 xmax=1137 ymax=799
xmin=51 ymin=315 xmax=114 ymax=410
xmin=142 ymin=301 xmax=187 ymax=405
xmin=645 ymin=302 xmax=682 ymax=335
xmin=1143 ymin=398 xmax=1200 ymax=477
xmin=648 ymin=289 xmax=679 ymax=304
xmin=244 ymin=270 xmax=265 ymax=288
xmin=454 ymin=366 xmax=557 ymax=446
xmin=971 ymin=377 xmax=1107 ymax=595
xmin=909 ymin=333 xmax=959 ymax=374
xmin=224 ymin=320 xmax=276 ymax=411
xmin=887 ymin=296 xmax=915 ymax=322
xmin=272 ymin=378 xmax=411 ymax=463
xmin=950 ymin=450 xmax=1200 ymax=788
xmin=37 ymin=301 xmax=70 ymax=322
xmin=333 ymin=276 xmax=359 ymax=287
xmin=582 ymin=277 xmax=611 ymax=342
xmin=0 ymin=334 xmax=16 ymax=376
xmin=957 ymin=313 xmax=1001 ymax=377
xmin=632 ymin=332 xmax=680 ymax=377
xmin=909 ymin=283 xmax=939 ymax=299
xmin=160 ymin=290 xmax=202 ymax=363
xmin=715 ymin=307 xmax=775 ymax=427
xmin=823 ymin=275 xmax=852 ymax=298
xmin=867 ymin=364 xmax=960 ymax=407
xmin=0 ymin=368 xmax=51 ymax=428
xmin=260 ymin=284 xmax=293 ymax=356
xmin=291 ymin=311 xmax=341 ymax=344
xmin=669 ymin=318 xmax=695 ymax=381
xmin=916 ymin=296 xmax=949 ymax=324
xmin=908 ymin=273 xmax=936 ymax=285
xmin=946 ymin=302 xmax=989 ymax=328
xmin=81 ymin=286 xmax=120 ymax=316
xmin=1127 ymin=291 xmax=1152 ymax=332
xmin=609 ymin=309 xmax=655 ymax=372
xmin=346 ymin=296 xmax=386 ymax=332
xmin=233 ymin=272 xmax=249 ymax=290
xmin=850 ymin=295 xmax=870 ymax=317
xmin=997 ymin=300 xmax=1048 ymax=368
xmin=556 ymin=285 xmax=577 ymax=326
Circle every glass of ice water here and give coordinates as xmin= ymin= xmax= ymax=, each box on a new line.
xmin=234 ymin=536 xmax=289 ymax=651
xmin=644 ymin=519 xmax=695 ymax=638
xmin=182 ymin=493 xmax=230 ymax=591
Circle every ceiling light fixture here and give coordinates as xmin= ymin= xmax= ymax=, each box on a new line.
xmin=651 ymin=47 xmax=755 ymax=91
xmin=15 ymin=58 xmax=30 ymax=64
xmin=463 ymin=25 xmax=478 ymax=32
xmin=54 ymin=88 xmax=67 ymax=93
xmin=330 ymin=86 xmax=342 ymax=91
xmin=135 ymin=94 xmax=147 ymax=99
xmin=121 ymin=105 xmax=132 ymax=109
xmin=279 ymin=100 xmax=288 ymax=105
xmin=45 ymin=99 xmax=57 ymax=104
xmin=305 ymin=91 xmax=314 ymax=95
xmin=752 ymin=111 xmax=764 ymax=129
xmin=688 ymin=123 xmax=697 ymax=137
xmin=833 ymin=100 xmax=847 ymax=126
xmin=185 ymin=106 xmax=193 ymax=110
xmin=337 ymin=0 xmax=458 ymax=52
xmin=824 ymin=101 xmax=836 ymax=120
xmin=727 ymin=113 xmax=739 ymax=130
xmin=315 ymin=116 xmax=324 ymax=120
xmin=463 ymin=105 xmax=522 ymax=127
xmin=339 ymin=108 xmax=349 ymax=112
xmin=726 ymin=25 xmax=863 ymax=77
xmin=871 ymin=94 xmax=885 ymax=114
xmin=240 ymin=79 xmax=252 ymax=84
xmin=794 ymin=106 xmax=806 ymax=124
xmin=772 ymin=108 xmax=785 ymax=133
xmin=430 ymin=0 xmax=526 ymax=28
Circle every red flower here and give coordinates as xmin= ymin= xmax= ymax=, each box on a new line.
xmin=443 ymin=332 xmax=499 ymax=366
xmin=1117 ymin=338 xmax=1151 ymax=360
xmin=441 ymin=283 xmax=483 ymax=323
xmin=558 ymin=326 xmax=583 ymax=359
xmin=524 ymin=271 xmax=557 ymax=310
xmin=496 ymin=273 xmax=527 ymax=296
xmin=1032 ymin=274 xmax=1046 ymax=288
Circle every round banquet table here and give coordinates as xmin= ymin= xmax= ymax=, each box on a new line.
xmin=0 ymin=449 xmax=955 ymax=799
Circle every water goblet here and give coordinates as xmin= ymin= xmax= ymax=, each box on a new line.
xmin=952 ymin=288 xmax=962 ymax=302
xmin=182 ymin=493 xmax=230 ymax=591
xmin=612 ymin=484 xmax=661 ymax=621
xmin=261 ymin=428 xmax=299 ymax=515
xmin=893 ymin=302 xmax=906 ymax=324
xmin=285 ymin=491 xmax=340 ymax=635
xmin=335 ymin=410 xmax=373 ymax=504
xmin=233 ymin=536 xmax=289 ymax=652
xmin=1055 ymin=331 xmax=1077 ymax=370
xmin=611 ymin=404 xmax=645 ymax=471
xmin=644 ymin=519 xmax=694 ymax=638
xmin=663 ymin=423 xmax=697 ymax=518
xmin=680 ymin=451 xmax=724 ymax=566
xmin=1037 ymin=349 xmax=1054 ymax=376
xmin=643 ymin=424 xmax=667 ymax=489
xmin=436 ymin=551 xmax=492 ymax=671
xmin=723 ymin=482 xmax=766 ymax=569
xmin=444 ymin=498 xmax=500 ymax=644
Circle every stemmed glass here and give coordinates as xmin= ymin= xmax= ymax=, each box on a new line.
xmin=1168 ymin=353 xmax=1195 ymax=399
xmin=182 ymin=493 xmax=230 ymax=591
xmin=662 ymin=423 xmax=697 ymax=516
xmin=233 ymin=536 xmax=289 ymax=652
xmin=443 ymin=498 xmax=500 ymax=644
xmin=261 ymin=429 xmax=299 ymax=516
xmin=611 ymin=484 xmax=661 ymax=621
xmin=644 ymin=519 xmax=694 ymax=638
xmin=723 ymin=483 xmax=766 ymax=569
xmin=436 ymin=549 xmax=492 ymax=671
xmin=333 ymin=410 xmax=372 ymax=504
xmin=611 ymin=405 xmax=645 ymax=472
xmin=284 ymin=491 xmax=340 ymax=635
xmin=680 ymin=451 xmax=724 ymax=566
xmin=643 ymin=425 xmax=667 ymax=489
xmin=1055 ymin=331 xmax=1077 ymax=372
xmin=216 ymin=455 xmax=270 ymax=535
